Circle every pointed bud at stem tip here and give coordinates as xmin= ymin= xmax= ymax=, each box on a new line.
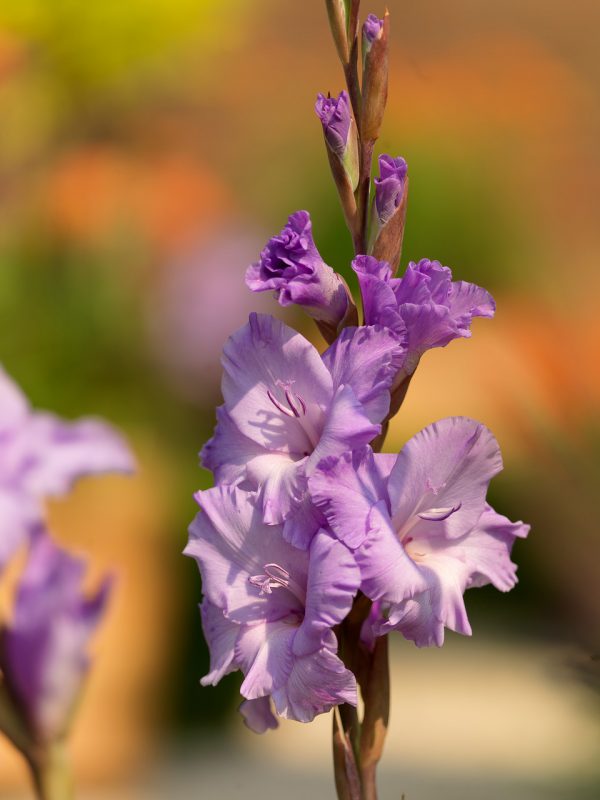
xmin=361 ymin=10 xmax=389 ymax=143
xmin=325 ymin=0 xmax=351 ymax=65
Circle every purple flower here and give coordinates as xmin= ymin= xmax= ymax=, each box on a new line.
xmin=201 ymin=313 xmax=404 ymax=549
xmin=363 ymin=14 xmax=384 ymax=47
xmin=245 ymin=211 xmax=350 ymax=329
xmin=309 ymin=417 xmax=530 ymax=647
xmin=0 ymin=367 xmax=134 ymax=570
xmin=0 ymin=532 xmax=112 ymax=743
xmin=374 ymin=155 xmax=407 ymax=225
xmin=315 ymin=91 xmax=352 ymax=158
xmin=352 ymin=256 xmax=495 ymax=376
xmin=185 ymin=486 xmax=360 ymax=727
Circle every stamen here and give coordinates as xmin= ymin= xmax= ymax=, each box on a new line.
xmin=248 ymin=562 xmax=290 ymax=595
xmin=266 ymin=386 xmax=307 ymax=418
xmin=284 ymin=389 xmax=301 ymax=418
xmin=417 ymin=502 xmax=462 ymax=521
xmin=267 ymin=389 xmax=295 ymax=417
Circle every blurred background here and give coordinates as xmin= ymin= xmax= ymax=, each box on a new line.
xmin=0 ymin=0 xmax=598 ymax=797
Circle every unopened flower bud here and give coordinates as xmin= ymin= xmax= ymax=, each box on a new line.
xmin=362 ymin=14 xmax=384 ymax=61
xmin=361 ymin=10 xmax=389 ymax=143
xmin=371 ymin=155 xmax=409 ymax=272
xmin=325 ymin=0 xmax=351 ymax=65
xmin=315 ymin=91 xmax=359 ymax=188
xmin=374 ymin=155 xmax=407 ymax=225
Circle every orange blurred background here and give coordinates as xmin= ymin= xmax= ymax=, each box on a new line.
xmin=0 ymin=1 xmax=598 ymax=798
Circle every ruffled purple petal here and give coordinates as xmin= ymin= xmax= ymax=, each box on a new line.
xmin=271 ymin=647 xmax=356 ymax=723
xmin=221 ymin=313 xmax=332 ymax=454
xmin=293 ymin=529 xmax=360 ymax=657
xmin=200 ymin=600 xmax=240 ymax=686
xmin=185 ymin=486 xmax=308 ymax=626
xmin=237 ymin=620 xmax=296 ymax=700
xmin=309 ymin=446 xmax=392 ymax=548
xmin=388 ymin=417 xmax=503 ymax=542
xmin=322 ymin=325 xmax=405 ymax=424
xmin=239 ymin=696 xmax=279 ymax=734
xmin=307 ymin=385 xmax=380 ymax=473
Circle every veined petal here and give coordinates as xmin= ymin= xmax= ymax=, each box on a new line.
xmin=221 ymin=313 xmax=332 ymax=453
xmin=309 ymin=446 xmax=391 ymax=548
xmin=293 ymin=530 xmax=360 ymax=657
xmin=200 ymin=406 xmax=267 ymax=486
xmin=246 ymin=453 xmax=306 ymax=525
xmin=239 ymin=696 xmax=279 ymax=733
xmin=447 ymin=281 xmax=495 ymax=326
xmin=308 ymin=385 xmax=380 ymax=474
xmin=199 ymin=600 xmax=240 ymax=686
xmin=356 ymin=500 xmax=428 ymax=604
xmin=185 ymin=486 xmax=308 ymax=625
xmin=388 ymin=417 xmax=503 ymax=542
xmin=237 ymin=620 xmax=296 ymax=699
xmin=322 ymin=326 xmax=405 ymax=423
xmin=271 ymin=647 xmax=356 ymax=723
xmin=282 ymin=493 xmax=325 ymax=550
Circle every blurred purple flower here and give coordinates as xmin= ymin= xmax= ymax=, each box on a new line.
xmin=185 ymin=485 xmax=359 ymax=728
xmin=352 ymin=256 xmax=495 ymax=376
xmin=315 ymin=91 xmax=352 ymax=158
xmin=246 ymin=211 xmax=349 ymax=329
xmin=310 ymin=417 xmax=530 ymax=647
xmin=374 ymin=155 xmax=407 ymax=225
xmin=201 ymin=313 xmax=403 ymax=548
xmin=1 ymin=532 xmax=112 ymax=743
xmin=0 ymin=368 xmax=134 ymax=570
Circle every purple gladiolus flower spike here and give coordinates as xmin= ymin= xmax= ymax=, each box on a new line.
xmin=0 ymin=532 xmax=112 ymax=744
xmin=363 ymin=14 xmax=384 ymax=46
xmin=374 ymin=155 xmax=408 ymax=225
xmin=246 ymin=211 xmax=350 ymax=329
xmin=315 ymin=91 xmax=352 ymax=157
xmin=309 ymin=417 xmax=530 ymax=647
xmin=0 ymin=367 xmax=134 ymax=570
xmin=201 ymin=313 xmax=405 ymax=548
xmin=185 ymin=486 xmax=360 ymax=728
xmin=352 ymin=255 xmax=495 ymax=376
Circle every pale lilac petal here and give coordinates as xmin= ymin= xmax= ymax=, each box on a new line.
xmin=271 ymin=647 xmax=356 ymax=723
xmin=307 ymin=385 xmax=380 ymax=474
xmin=0 ymin=367 xmax=29 ymax=432
xmin=447 ymin=281 xmax=496 ymax=324
xmin=1 ymin=533 xmax=111 ymax=742
xmin=322 ymin=326 xmax=405 ymax=423
xmin=352 ymin=257 xmax=406 ymax=338
xmin=221 ymin=313 xmax=332 ymax=453
xmin=293 ymin=530 xmax=360 ymax=657
xmin=237 ymin=620 xmax=296 ymax=699
xmin=388 ymin=417 xmax=503 ymax=541
xmin=18 ymin=413 xmax=134 ymax=497
xmin=199 ymin=600 xmax=240 ymax=686
xmin=245 ymin=452 xmax=306 ymax=525
xmin=0 ymin=490 xmax=38 ymax=570
xmin=185 ymin=486 xmax=308 ymax=625
xmin=239 ymin=696 xmax=278 ymax=733
xmin=200 ymin=406 xmax=267 ymax=486
xmin=282 ymin=493 xmax=325 ymax=550
xmin=355 ymin=500 xmax=428 ymax=604
xmin=462 ymin=505 xmax=530 ymax=591
xmin=309 ymin=446 xmax=391 ymax=548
